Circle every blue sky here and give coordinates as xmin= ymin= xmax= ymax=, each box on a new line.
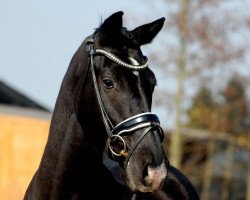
xmin=1 ymin=0 xmax=249 ymax=130
xmin=0 ymin=0 xmax=164 ymax=110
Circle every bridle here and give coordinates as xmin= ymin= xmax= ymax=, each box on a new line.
xmin=85 ymin=32 xmax=164 ymax=167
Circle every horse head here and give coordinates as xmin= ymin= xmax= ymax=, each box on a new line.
xmin=24 ymin=11 xmax=169 ymax=200
xmin=78 ymin=11 xmax=168 ymax=193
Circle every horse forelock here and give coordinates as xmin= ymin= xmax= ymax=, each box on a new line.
xmin=121 ymin=27 xmax=139 ymax=47
xmin=96 ymin=24 xmax=139 ymax=50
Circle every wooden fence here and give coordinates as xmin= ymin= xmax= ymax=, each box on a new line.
xmin=0 ymin=106 xmax=50 ymax=200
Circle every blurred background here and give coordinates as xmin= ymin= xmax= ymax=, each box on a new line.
xmin=0 ymin=0 xmax=249 ymax=199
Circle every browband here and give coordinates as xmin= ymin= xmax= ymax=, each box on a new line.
xmin=86 ymin=37 xmax=148 ymax=70
xmin=95 ymin=49 xmax=148 ymax=70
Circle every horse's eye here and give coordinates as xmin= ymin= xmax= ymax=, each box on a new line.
xmin=103 ymin=79 xmax=114 ymax=89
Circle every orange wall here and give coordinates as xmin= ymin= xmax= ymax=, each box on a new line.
xmin=0 ymin=114 xmax=50 ymax=200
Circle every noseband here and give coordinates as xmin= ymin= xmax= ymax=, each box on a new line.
xmin=85 ymin=34 xmax=164 ymax=167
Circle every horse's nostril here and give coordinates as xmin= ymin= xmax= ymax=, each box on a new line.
xmin=141 ymin=163 xmax=168 ymax=192
xmin=142 ymin=164 xmax=149 ymax=180
xmin=142 ymin=164 xmax=153 ymax=187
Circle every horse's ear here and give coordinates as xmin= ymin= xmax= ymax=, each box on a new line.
xmin=99 ymin=11 xmax=123 ymax=38
xmin=132 ymin=17 xmax=165 ymax=46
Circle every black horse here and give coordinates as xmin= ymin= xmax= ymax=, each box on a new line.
xmin=24 ymin=11 xmax=199 ymax=200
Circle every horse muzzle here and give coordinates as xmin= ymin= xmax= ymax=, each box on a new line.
xmin=106 ymin=112 xmax=164 ymax=166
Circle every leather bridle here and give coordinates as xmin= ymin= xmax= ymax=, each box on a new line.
xmin=85 ymin=33 xmax=164 ymax=167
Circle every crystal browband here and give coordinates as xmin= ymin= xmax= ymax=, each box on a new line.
xmin=95 ymin=49 xmax=148 ymax=70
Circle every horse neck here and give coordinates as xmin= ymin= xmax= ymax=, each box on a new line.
xmin=32 ymin=43 xmax=107 ymax=197
xmin=27 ymin=41 xmax=130 ymax=199
xmin=40 ymin=49 xmax=87 ymax=165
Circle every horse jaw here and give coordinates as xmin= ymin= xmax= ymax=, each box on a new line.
xmin=125 ymin=160 xmax=167 ymax=193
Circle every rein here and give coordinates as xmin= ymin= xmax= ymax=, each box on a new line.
xmin=85 ymin=35 xmax=164 ymax=167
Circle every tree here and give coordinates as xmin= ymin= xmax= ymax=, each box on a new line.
xmin=136 ymin=0 xmax=250 ymax=129
xmin=217 ymin=77 xmax=250 ymax=135
xmin=186 ymin=77 xmax=250 ymax=135
xmin=187 ymin=86 xmax=217 ymax=130
xmin=134 ymin=0 xmax=250 ymax=151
